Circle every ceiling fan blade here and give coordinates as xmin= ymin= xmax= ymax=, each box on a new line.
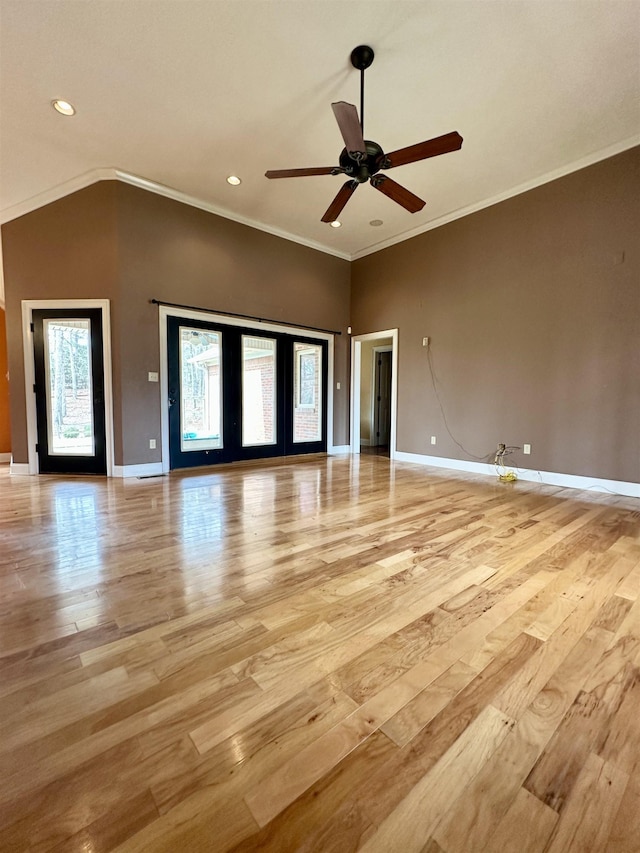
xmin=265 ymin=166 xmax=342 ymax=179
xmin=370 ymin=175 xmax=425 ymax=213
xmin=331 ymin=102 xmax=366 ymax=157
xmin=321 ymin=180 xmax=358 ymax=222
xmin=381 ymin=131 xmax=463 ymax=169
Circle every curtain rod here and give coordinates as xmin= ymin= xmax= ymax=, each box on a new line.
xmin=150 ymin=299 xmax=342 ymax=336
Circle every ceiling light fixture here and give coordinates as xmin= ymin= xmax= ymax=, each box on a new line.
xmin=226 ymin=175 xmax=242 ymax=186
xmin=369 ymin=219 xmax=383 ymax=227
xmin=329 ymin=220 xmax=341 ymax=228
xmin=51 ymin=99 xmax=76 ymax=116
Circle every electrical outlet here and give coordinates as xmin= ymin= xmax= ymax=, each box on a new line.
xmin=149 ymin=439 xmax=156 ymax=449
xmin=336 ymin=382 xmax=341 ymax=390
xmin=148 ymin=372 xmax=159 ymax=383
xmin=523 ymin=443 xmax=531 ymax=455
xmin=431 ymin=435 xmax=437 ymax=445
xmin=423 ymin=336 xmax=430 ymax=347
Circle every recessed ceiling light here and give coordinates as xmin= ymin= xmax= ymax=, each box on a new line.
xmin=226 ymin=175 xmax=242 ymax=186
xmin=369 ymin=219 xmax=383 ymax=227
xmin=329 ymin=220 xmax=341 ymax=228
xmin=51 ymin=99 xmax=76 ymax=116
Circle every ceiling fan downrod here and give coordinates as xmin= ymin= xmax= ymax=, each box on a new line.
xmin=350 ymin=45 xmax=374 ymax=138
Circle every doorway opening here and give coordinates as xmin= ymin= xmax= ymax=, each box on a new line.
xmin=350 ymin=329 xmax=398 ymax=458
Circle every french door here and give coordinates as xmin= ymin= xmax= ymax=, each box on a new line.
xmin=167 ymin=316 xmax=327 ymax=469
xmin=32 ymin=309 xmax=107 ymax=475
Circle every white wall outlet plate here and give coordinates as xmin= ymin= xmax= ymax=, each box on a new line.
xmin=431 ymin=435 xmax=437 ymax=445
xmin=523 ymin=443 xmax=531 ymax=454
xmin=148 ymin=371 xmax=159 ymax=382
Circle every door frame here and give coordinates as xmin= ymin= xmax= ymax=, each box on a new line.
xmin=158 ymin=305 xmax=336 ymax=473
xmin=21 ymin=299 xmax=115 ymax=476
xmin=350 ymin=329 xmax=398 ymax=458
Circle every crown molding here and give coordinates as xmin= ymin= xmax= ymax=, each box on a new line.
xmin=1 ymin=134 xmax=638 ymax=264
xmin=0 ymin=168 xmax=116 ymax=226
xmin=0 ymin=168 xmax=351 ymax=262
xmin=351 ymin=134 xmax=640 ymax=260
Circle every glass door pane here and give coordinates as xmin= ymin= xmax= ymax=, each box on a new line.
xmin=293 ymin=342 xmax=322 ymax=443
xmin=242 ymin=336 xmax=276 ymax=446
xmin=179 ymin=327 xmax=223 ymax=452
xmin=43 ymin=318 xmax=94 ymax=456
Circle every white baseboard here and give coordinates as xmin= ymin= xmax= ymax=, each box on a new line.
xmin=0 ymin=453 xmax=11 ymax=464
xmin=9 ymin=461 xmax=30 ymax=475
xmin=112 ymin=462 xmax=165 ymax=478
xmin=329 ymin=445 xmax=351 ymax=454
xmin=392 ymin=451 xmax=640 ymax=499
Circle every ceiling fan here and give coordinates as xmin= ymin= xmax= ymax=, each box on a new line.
xmin=265 ymin=45 xmax=463 ymax=223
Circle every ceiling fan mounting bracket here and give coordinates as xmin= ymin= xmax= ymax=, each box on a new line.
xmin=350 ymin=45 xmax=374 ymax=71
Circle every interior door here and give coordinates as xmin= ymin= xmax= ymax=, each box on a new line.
xmin=167 ymin=316 xmax=327 ymax=469
xmin=373 ymin=349 xmax=392 ymax=447
xmin=32 ymin=309 xmax=107 ymax=474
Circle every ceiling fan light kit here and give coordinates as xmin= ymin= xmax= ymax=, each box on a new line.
xmin=265 ymin=45 xmax=463 ymax=224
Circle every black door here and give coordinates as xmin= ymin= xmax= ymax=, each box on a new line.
xmin=32 ymin=309 xmax=107 ymax=475
xmin=167 ymin=316 xmax=327 ymax=469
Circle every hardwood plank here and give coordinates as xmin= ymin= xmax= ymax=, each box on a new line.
xmin=358 ymin=704 xmax=514 ymax=852
xmin=150 ymin=681 xmax=357 ymax=814
xmin=606 ymin=772 xmax=640 ymax=853
xmin=494 ymin=554 xmax=637 ymax=721
xmin=0 ymin=669 xmax=255 ymax=805
xmin=543 ymin=752 xmax=628 ymax=853
xmin=380 ymin=660 xmax=478 ymax=747
xmin=48 ymin=789 xmax=159 ymax=853
xmin=113 ymin=790 xmax=259 ymax=853
xmin=482 ymin=787 xmax=558 ymax=853
xmin=595 ymin=662 xmax=640 ymax=776
xmin=244 ymin=707 xmax=381 ymax=828
xmin=228 ymin=731 xmax=397 ymax=853
xmin=345 ymin=631 xmax=542 ymax=834
xmin=523 ymin=630 xmax=639 ymax=811
xmin=418 ymin=626 xmax=614 ymax=851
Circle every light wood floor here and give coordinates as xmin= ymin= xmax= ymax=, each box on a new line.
xmin=0 ymin=456 xmax=639 ymax=852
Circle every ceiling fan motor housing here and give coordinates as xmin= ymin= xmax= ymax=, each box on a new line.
xmin=339 ymin=140 xmax=384 ymax=182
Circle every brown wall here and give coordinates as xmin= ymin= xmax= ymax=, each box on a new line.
xmin=114 ymin=183 xmax=351 ymax=464
xmin=2 ymin=183 xmax=119 ymax=464
xmin=351 ymin=147 xmax=640 ymax=483
xmin=3 ymin=149 xmax=638 ymax=479
xmin=1 ymin=181 xmax=351 ymax=466
xmin=0 ymin=307 xmax=11 ymax=454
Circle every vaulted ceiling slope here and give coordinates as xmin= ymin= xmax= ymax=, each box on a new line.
xmin=1 ymin=0 xmax=639 ymax=260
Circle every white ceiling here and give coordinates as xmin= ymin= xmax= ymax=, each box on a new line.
xmin=1 ymin=0 xmax=639 ymax=262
